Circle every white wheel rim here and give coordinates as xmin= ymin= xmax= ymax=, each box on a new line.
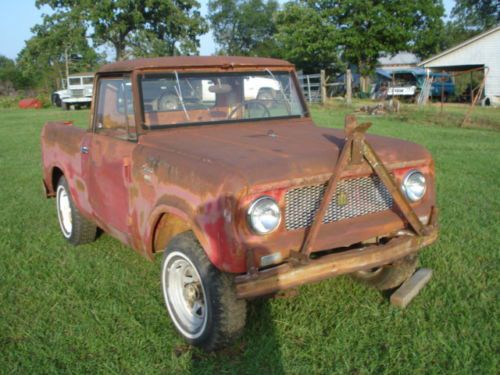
xmin=56 ymin=184 xmax=72 ymax=238
xmin=162 ymin=251 xmax=208 ymax=339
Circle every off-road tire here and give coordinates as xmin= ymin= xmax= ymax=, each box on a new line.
xmin=56 ymin=176 xmax=97 ymax=245
xmin=351 ymin=255 xmax=418 ymax=291
xmin=161 ymin=232 xmax=246 ymax=351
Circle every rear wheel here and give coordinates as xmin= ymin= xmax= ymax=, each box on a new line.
xmin=161 ymin=232 xmax=246 ymax=351
xmin=56 ymin=176 xmax=97 ymax=245
xmin=351 ymin=255 xmax=418 ymax=290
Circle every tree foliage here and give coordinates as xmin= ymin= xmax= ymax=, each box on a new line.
xmin=451 ymin=0 xmax=500 ymax=31
xmin=16 ymin=11 xmax=101 ymax=91
xmin=274 ymin=0 xmax=445 ymax=75
xmin=208 ymin=0 xmax=279 ymax=56
xmin=274 ymin=2 xmax=342 ymax=72
xmin=0 ymin=55 xmax=32 ymax=93
xmin=36 ymin=0 xmax=208 ymax=61
xmin=440 ymin=0 xmax=499 ymax=50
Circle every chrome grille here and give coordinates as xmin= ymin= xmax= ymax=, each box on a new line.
xmin=70 ymin=89 xmax=84 ymax=97
xmin=284 ymin=175 xmax=393 ymax=230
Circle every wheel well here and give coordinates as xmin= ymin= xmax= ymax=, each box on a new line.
xmin=153 ymin=213 xmax=191 ymax=254
xmin=51 ymin=167 xmax=64 ymax=193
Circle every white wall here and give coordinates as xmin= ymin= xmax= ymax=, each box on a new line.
xmin=423 ymin=29 xmax=500 ymax=97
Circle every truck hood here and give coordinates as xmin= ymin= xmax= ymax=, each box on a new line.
xmin=139 ymin=118 xmax=431 ymax=188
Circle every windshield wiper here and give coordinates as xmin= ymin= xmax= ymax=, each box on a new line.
xmin=174 ymin=70 xmax=190 ymax=121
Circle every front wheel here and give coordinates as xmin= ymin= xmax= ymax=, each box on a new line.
xmin=161 ymin=232 xmax=246 ymax=351
xmin=350 ymin=255 xmax=418 ymax=290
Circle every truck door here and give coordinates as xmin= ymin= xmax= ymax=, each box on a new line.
xmin=87 ymin=76 xmax=136 ymax=241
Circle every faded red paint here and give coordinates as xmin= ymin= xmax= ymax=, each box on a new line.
xmin=40 ymin=56 xmax=437 ymax=281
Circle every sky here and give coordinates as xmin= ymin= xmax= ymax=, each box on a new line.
xmin=0 ymin=0 xmax=456 ymax=61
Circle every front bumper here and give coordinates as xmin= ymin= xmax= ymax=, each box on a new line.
xmin=62 ymin=98 xmax=92 ymax=104
xmin=235 ymin=221 xmax=438 ymax=299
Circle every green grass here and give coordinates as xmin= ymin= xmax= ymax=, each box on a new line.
xmin=1 ymin=106 xmax=499 ymax=374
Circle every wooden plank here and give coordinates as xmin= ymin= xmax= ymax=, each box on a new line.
xmin=390 ymin=268 xmax=433 ymax=308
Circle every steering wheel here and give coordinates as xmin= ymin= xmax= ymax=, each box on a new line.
xmin=227 ymin=100 xmax=271 ymax=120
xmin=158 ymin=92 xmax=180 ymax=111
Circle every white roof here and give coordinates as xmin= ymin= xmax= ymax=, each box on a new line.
xmin=378 ymin=52 xmax=419 ymax=66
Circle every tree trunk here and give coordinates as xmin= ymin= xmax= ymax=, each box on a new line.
xmin=114 ymin=40 xmax=126 ymax=61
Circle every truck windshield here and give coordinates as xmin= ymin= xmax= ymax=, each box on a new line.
xmin=139 ymin=71 xmax=305 ymax=128
xmin=69 ymin=78 xmax=81 ymax=86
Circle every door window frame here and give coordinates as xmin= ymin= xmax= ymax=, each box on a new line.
xmin=91 ymin=74 xmax=138 ymax=141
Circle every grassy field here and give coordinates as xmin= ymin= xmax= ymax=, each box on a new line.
xmin=0 ymin=104 xmax=499 ymax=374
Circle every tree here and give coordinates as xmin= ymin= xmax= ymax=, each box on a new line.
xmin=17 ymin=11 xmax=101 ymax=91
xmin=438 ymin=0 xmax=500 ymax=50
xmin=208 ymin=0 xmax=279 ymax=56
xmin=274 ymin=0 xmax=445 ymax=76
xmin=0 ymin=56 xmax=19 ymax=94
xmin=451 ymin=0 xmax=500 ymax=31
xmin=37 ymin=0 xmax=208 ymax=61
xmin=274 ymin=2 xmax=343 ymax=72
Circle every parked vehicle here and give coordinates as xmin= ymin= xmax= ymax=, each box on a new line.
xmin=51 ymin=73 xmax=94 ymax=109
xmin=383 ymin=68 xmax=455 ymax=100
xmin=51 ymin=79 xmax=69 ymax=107
xmin=41 ymin=56 xmax=438 ymax=351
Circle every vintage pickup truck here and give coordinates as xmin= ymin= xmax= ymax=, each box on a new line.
xmin=41 ymin=56 xmax=438 ymax=350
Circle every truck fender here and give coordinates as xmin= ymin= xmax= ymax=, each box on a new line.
xmin=145 ymin=201 xmax=212 ymax=264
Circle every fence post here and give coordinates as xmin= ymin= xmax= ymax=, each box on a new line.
xmin=306 ymin=75 xmax=312 ymax=103
xmin=346 ymin=69 xmax=352 ymax=105
xmin=320 ymin=70 xmax=327 ymax=104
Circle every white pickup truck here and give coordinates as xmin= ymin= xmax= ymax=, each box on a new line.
xmin=52 ymin=73 xmax=94 ymax=110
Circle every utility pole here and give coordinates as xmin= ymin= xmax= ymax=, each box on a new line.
xmin=64 ymin=47 xmax=70 ymax=81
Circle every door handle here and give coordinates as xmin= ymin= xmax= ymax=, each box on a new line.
xmin=123 ymin=158 xmax=132 ymax=183
xmin=81 ymin=146 xmax=89 ymax=154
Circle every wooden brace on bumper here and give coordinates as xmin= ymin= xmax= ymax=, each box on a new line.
xmin=235 ymin=219 xmax=438 ymax=299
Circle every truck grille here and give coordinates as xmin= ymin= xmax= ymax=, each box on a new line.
xmin=70 ymin=89 xmax=84 ymax=97
xmin=284 ymin=175 xmax=393 ymax=230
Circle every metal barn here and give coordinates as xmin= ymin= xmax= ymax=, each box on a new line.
xmin=419 ymin=25 xmax=500 ymax=106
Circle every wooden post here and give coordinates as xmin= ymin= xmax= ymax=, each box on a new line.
xmin=440 ymin=70 xmax=445 ymax=114
xmin=346 ymin=69 xmax=352 ymax=105
xmin=390 ymin=268 xmax=433 ymax=308
xmin=306 ymin=75 xmax=312 ymax=103
xmin=320 ymin=70 xmax=327 ymax=104
xmin=470 ymin=71 xmax=473 ymax=104
xmin=392 ymin=72 xmax=397 ymax=101
xmin=462 ymin=70 xmax=487 ymax=128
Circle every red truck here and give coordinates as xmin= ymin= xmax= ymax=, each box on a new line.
xmin=41 ymin=56 xmax=438 ymax=350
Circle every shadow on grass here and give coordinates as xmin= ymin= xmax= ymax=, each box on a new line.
xmin=189 ymin=299 xmax=285 ymax=374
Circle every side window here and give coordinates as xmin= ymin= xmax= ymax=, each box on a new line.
xmin=95 ymin=77 xmax=135 ymax=139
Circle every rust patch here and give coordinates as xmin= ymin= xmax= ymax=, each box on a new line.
xmin=153 ymin=213 xmax=191 ymax=253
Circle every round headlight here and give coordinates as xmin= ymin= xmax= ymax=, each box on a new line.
xmin=402 ymin=170 xmax=426 ymax=202
xmin=247 ymin=196 xmax=281 ymax=235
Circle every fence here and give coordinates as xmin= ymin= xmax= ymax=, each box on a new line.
xmin=297 ymin=70 xmax=347 ymax=104
xmin=297 ymin=73 xmax=322 ymax=103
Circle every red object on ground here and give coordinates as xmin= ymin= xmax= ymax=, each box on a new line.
xmin=18 ymin=98 xmax=42 ymax=109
